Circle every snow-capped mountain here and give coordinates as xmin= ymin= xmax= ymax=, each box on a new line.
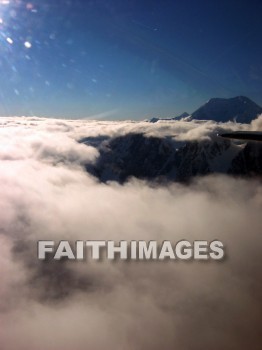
xmin=191 ymin=96 xmax=262 ymax=123
xmin=147 ymin=96 xmax=262 ymax=123
xmin=80 ymin=96 xmax=262 ymax=183
xmin=81 ymin=133 xmax=262 ymax=183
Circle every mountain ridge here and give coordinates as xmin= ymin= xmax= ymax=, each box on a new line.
xmin=81 ymin=133 xmax=262 ymax=184
xmin=148 ymin=96 xmax=262 ymax=123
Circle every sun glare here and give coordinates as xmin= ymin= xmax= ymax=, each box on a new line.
xmin=0 ymin=0 xmax=35 ymax=51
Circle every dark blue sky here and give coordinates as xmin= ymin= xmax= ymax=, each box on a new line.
xmin=0 ymin=0 xmax=261 ymax=119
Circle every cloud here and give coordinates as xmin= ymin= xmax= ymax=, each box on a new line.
xmin=251 ymin=114 xmax=262 ymax=131
xmin=0 ymin=116 xmax=261 ymax=350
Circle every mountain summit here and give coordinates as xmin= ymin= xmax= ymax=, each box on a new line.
xmin=191 ymin=96 xmax=262 ymax=123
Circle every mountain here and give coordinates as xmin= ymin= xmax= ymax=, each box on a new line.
xmin=147 ymin=112 xmax=189 ymax=123
xmin=191 ymin=96 xmax=262 ymax=123
xmin=175 ymin=112 xmax=190 ymax=120
xmin=80 ymin=133 xmax=262 ymax=184
xmin=80 ymin=96 xmax=262 ymax=183
xmin=147 ymin=96 xmax=262 ymax=123
xmin=229 ymin=141 xmax=262 ymax=176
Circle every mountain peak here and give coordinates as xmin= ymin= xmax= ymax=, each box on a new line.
xmin=192 ymin=96 xmax=262 ymax=123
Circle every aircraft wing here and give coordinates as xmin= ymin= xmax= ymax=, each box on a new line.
xmin=219 ymin=131 xmax=262 ymax=141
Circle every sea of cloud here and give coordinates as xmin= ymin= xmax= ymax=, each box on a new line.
xmin=0 ymin=116 xmax=261 ymax=350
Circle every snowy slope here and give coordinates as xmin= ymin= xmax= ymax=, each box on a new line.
xmin=81 ymin=133 xmax=262 ymax=183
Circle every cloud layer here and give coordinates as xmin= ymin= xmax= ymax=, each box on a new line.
xmin=0 ymin=116 xmax=261 ymax=350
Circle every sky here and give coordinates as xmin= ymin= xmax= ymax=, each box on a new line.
xmin=0 ymin=0 xmax=261 ymax=119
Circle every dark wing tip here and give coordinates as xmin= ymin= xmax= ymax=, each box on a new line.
xmin=219 ymin=131 xmax=262 ymax=141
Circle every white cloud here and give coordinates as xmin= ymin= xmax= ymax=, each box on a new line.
xmin=0 ymin=116 xmax=261 ymax=350
xmin=251 ymin=114 xmax=262 ymax=130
